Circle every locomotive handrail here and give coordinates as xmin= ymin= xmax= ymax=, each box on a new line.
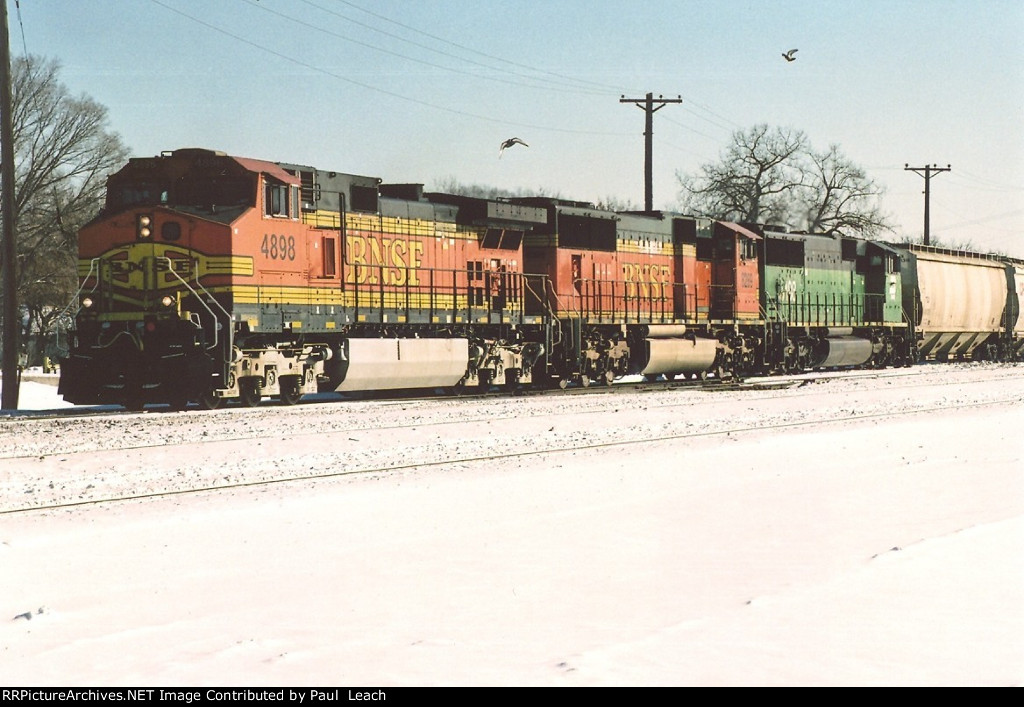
xmin=544 ymin=277 xmax=576 ymax=319
xmin=522 ymin=274 xmax=558 ymax=321
xmin=344 ymin=260 xmax=545 ymax=327
xmin=521 ymin=275 xmax=562 ymax=349
xmin=158 ymin=257 xmax=231 ymax=353
xmin=56 ymin=257 xmax=101 ymax=322
xmin=574 ymin=276 xmax=680 ymax=324
xmin=762 ymin=291 xmax=898 ymax=328
xmin=53 ymin=257 xmax=101 ymax=357
xmin=91 ymin=329 xmax=140 ymax=351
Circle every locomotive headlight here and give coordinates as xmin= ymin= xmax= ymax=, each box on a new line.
xmin=160 ymin=295 xmax=175 ymax=308
xmin=81 ymin=296 xmax=94 ymax=309
xmin=137 ymin=214 xmax=153 ymax=239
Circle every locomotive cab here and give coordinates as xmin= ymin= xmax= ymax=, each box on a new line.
xmin=59 ymin=149 xmax=265 ymax=408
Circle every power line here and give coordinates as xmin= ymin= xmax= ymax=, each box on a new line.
xmin=929 ymin=205 xmax=1022 ymax=232
xmin=949 ymin=169 xmax=1024 ymax=192
xmin=149 ymin=0 xmax=629 ymax=138
xmin=13 ymin=0 xmax=26 ymax=55
xmin=247 ymin=0 xmax=611 ymax=97
xmin=324 ymin=0 xmax=640 ymax=96
xmin=661 ymin=113 xmax=725 ymax=143
xmin=322 ymin=0 xmax=745 ymax=141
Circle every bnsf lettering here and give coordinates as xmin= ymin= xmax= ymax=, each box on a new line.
xmin=346 ymin=235 xmax=425 ymax=286
xmin=622 ymin=263 xmax=671 ymax=298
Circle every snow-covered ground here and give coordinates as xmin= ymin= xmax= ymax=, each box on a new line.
xmin=2 ymin=372 xmax=72 ymax=411
xmin=1 ymin=364 xmax=1022 ymax=686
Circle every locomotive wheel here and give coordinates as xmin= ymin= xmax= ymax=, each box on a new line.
xmin=198 ymin=391 xmax=224 ymax=410
xmin=602 ymin=369 xmax=615 ymax=386
xmin=124 ymin=386 xmax=146 ymax=412
xmin=278 ymin=377 xmax=303 ymax=406
xmin=239 ymin=379 xmax=263 ymax=407
xmin=558 ymin=378 xmax=569 ymax=390
xmin=580 ymin=375 xmax=591 ymax=388
xmin=168 ymin=394 xmax=190 ymax=412
xmin=503 ymin=370 xmax=521 ymax=392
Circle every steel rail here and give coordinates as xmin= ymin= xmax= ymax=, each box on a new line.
xmin=3 ymin=394 xmax=1019 ymax=517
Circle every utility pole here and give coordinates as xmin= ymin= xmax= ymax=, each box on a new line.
xmin=620 ymin=92 xmax=681 ymax=212
xmin=904 ymin=163 xmax=951 ymax=246
xmin=1 ymin=0 xmax=19 ymax=409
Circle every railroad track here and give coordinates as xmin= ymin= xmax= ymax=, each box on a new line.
xmin=0 ymin=359 xmax=999 ymax=422
xmin=2 ymin=364 xmax=1019 ymax=462
xmin=4 ymin=387 xmax=1020 ymax=517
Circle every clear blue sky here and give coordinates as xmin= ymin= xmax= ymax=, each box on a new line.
xmin=14 ymin=0 xmax=1024 ymax=256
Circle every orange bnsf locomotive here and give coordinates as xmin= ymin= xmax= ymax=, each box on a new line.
xmin=57 ymin=148 xmax=1019 ymax=410
xmin=59 ymin=148 xmax=549 ymax=409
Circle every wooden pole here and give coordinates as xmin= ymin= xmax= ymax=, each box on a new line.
xmin=1 ymin=0 xmax=20 ymax=409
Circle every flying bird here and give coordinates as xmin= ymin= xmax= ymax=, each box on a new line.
xmin=782 ymin=48 xmax=798 ymax=62
xmin=499 ymin=137 xmax=528 ymax=157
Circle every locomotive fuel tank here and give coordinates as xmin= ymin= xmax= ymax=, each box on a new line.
xmin=814 ymin=330 xmax=874 ymax=368
xmin=631 ymin=324 xmax=718 ymax=377
xmin=327 ymin=338 xmax=470 ymax=392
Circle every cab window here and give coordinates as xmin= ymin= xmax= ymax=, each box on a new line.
xmin=265 ymin=181 xmax=291 ymax=218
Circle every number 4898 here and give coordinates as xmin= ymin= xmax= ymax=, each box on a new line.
xmin=261 ymin=233 xmax=296 ymax=261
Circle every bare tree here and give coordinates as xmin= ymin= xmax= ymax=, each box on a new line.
xmin=677 ymin=124 xmax=807 ymax=225
xmin=1 ymin=55 xmax=128 ymax=364
xmin=800 ymin=143 xmax=890 ymax=237
xmin=677 ymin=124 xmax=892 ymax=237
xmin=594 ymin=195 xmax=639 ymax=212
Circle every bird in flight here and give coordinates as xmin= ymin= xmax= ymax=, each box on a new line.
xmin=499 ymin=137 xmax=528 ymax=157
xmin=782 ymin=48 xmax=798 ymax=62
